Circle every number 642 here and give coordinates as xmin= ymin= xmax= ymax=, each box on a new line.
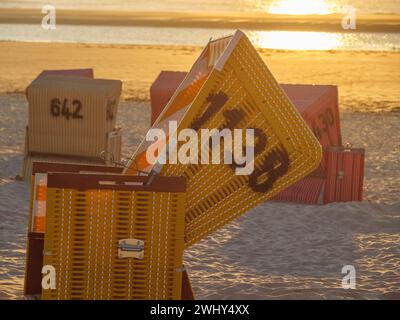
xmin=50 ymin=98 xmax=83 ymax=120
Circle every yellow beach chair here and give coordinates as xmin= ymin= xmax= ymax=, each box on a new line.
xmin=25 ymin=162 xmax=188 ymax=300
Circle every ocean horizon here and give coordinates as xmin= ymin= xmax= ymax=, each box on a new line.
xmin=0 ymin=23 xmax=399 ymax=51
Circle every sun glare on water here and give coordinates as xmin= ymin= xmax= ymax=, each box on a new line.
xmin=267 ymin=0 xmax=331 ymax=15
xmin=249 ymin=31 xmax=341 ymax=50
xmin=250 ymin=1 xmax=337 ymax=50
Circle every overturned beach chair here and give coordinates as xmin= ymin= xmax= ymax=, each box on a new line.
xmin=150 ymin=72 xmax=366 ymax=204
xmin=25 ymin=162 xmax=190 ymax=300
xmin=125 ymin=30 xmax=322 ymax=247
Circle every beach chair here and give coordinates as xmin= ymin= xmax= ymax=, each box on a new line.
xmin=150 ymin=72 xmax=347 ymax=204
xmin=26 ymin=75 xmax=122 ymax=158
xmin=21 ymin=74 xmax=122 ymax=179
xmin=125 ymin=30 xmax=322 ymax=247
xmin=25 ymin=162 xmax=189 ymax=300
xmin=271 ymin=87 xmax=365 ymax=204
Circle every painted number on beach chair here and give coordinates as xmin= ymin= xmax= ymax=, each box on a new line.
xmin=50 ymin=98 xmax=83 ymax=120
xmin=193 ymin=90 xmax=291 ymax=193
xmin=313 ymin=108 xmax=335 ymax=139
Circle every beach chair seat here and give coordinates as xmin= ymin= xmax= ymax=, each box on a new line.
xmin=21 ymin=73 xmax=123 ymax=179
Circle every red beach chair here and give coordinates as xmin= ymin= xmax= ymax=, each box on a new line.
xmin=150 ymin=71 xmax=187 ymax=125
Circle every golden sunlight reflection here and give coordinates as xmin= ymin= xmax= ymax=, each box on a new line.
xmin=267 ymin=0 xmax=332 ymax=15
xmin=248 ymin=31 xmax=341 ymax=50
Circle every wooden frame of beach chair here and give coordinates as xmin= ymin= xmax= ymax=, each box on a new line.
xmin=125 ymin=30 xmax=322 ymax=247
xmin=24 ymin=162 xmax=194 ymax=300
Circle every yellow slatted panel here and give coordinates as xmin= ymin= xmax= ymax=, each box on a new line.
xmin=24 ymin=163 xmax=123 ymax=295
xmin=41 ymin=173 xmax=186 ymax=300
xmin=124 ymin=30 xmax=322 ymax=247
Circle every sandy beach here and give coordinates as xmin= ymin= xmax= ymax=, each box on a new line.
xmin=0 ymin=40 xmax=399 ymax=299
xmin=0 ymin=94 xmax=399 ymax=299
